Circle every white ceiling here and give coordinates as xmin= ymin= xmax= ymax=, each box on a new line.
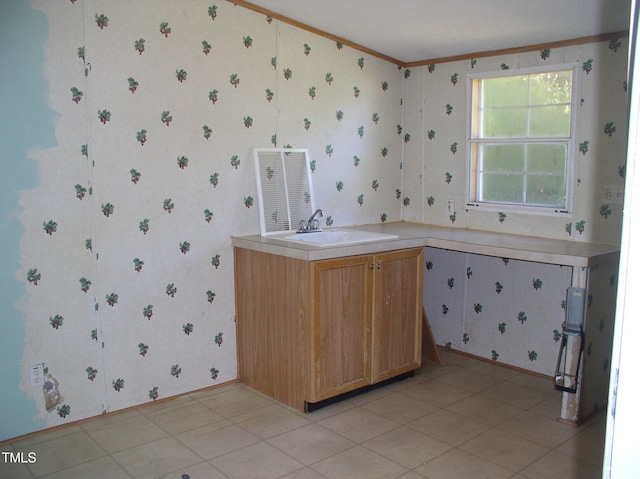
xmin=242 ymin=0 xmax=632 ymax=64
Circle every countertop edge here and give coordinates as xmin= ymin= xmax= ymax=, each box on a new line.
xmin=231 ymin=222 xmax=620 ymax=266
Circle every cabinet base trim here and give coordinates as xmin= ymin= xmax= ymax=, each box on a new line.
xmin=304 ymin=370 xmax=416 ymax=413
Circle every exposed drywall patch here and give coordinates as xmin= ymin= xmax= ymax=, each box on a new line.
xmin=42 ymin=369 xmax=64 ymax=414
xmin=0 ymin=0 xmax=57 ymax=441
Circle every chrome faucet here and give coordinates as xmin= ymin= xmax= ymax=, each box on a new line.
xmin=297 ymin=208 xmax=323 ymax=233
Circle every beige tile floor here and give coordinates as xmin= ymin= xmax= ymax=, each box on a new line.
xmin=1 ymin=350 xmax=605 ymax=479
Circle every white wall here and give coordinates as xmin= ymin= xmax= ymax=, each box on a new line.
xmin=604 ymin=2 xmax=640 ymax=476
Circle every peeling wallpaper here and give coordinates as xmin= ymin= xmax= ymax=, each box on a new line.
xmin=0 ymin=0 xmax=55 ymax=440
xmin=3 ymin=0 xmax=404 ymax=441
xmin=0 ymin=0 xmax=628 ymax=441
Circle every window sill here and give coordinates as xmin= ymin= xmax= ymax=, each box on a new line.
xmin=465 ymin=202 xmax=572 ymax=218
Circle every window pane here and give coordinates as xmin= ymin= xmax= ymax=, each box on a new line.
xmin=482 ymin=75 xmax=528 ymax=107
xmin=482 ymin=144 xmax=525 ymax=171
xmin=469 ymin=68 xmax=574 ymax=211
xmin=530 ymin=71 xmax=572 ymax=105
xmin=474 ymin=141 xmax=568 ymax=207
xmin=529 ymin=105 xmax=571 ymax=137
xmin=526 ymin=175 xmax=567 ymax=207
xmin=481 ymin=173 xmax=523 ymax=202
xmin=527 ymin=144 xmax=567 ymax=174
xmin=482 ymin=107 xmax=528 ymax=137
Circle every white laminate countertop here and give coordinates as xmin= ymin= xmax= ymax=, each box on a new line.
xmin=231 ymin=221 xmax=620 ymax=267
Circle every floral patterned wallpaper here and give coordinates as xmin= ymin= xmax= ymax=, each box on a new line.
xmin=409 ymin=39 xmax=626 ymax=419
xmin=3 ymin=0 xmax=628 ymax=441
xmin=11 ymin=0 xmax=402 ymax=439
xmin=423 ymin=248 xmax=573 ymax=375
xmin=402 ymin=38 xmax=628 ymax=245
xmin=423 ymin=246 xmax=619 ymax=419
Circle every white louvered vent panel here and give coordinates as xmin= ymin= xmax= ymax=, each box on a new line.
xmin=254 ymin=148 xmax=316 ymax=236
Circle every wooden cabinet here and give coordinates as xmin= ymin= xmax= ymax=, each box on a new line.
xmin=234 ymin=246 xmax=423 ymax=411
xmin=370 ymin=248 xmax=424 ymax=383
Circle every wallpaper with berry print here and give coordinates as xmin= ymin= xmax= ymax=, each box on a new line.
xmin=276 ymin=22 xmax=403 ymax=223
xmin=410 ymin=38 xmax=626 ymax=419
xmin=423 ymin=246 xmax=618 ymax=418
xmin=2 ymin=0 xmax=627 ymax=441
xmin=423 ymin=247 xmax=573 ymax=376
xmin=403 ymin=39 xmax=628 ymax=245
xmin=578 ymin=258 xmax=618 ymax=418
xmin=4 ymin=0 xmax=402 ymax=440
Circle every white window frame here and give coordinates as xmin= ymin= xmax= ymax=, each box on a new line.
xmin=466 ymin=64 xmax=579 ymax=216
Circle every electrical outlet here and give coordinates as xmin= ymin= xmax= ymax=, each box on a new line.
xmin=29 ymin=363 xmax=44 ymax=388
xmin=446 ymin=199 xmax=455 ymax=214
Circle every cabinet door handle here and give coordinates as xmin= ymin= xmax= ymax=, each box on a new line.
xmin=369 ymin=263 xmax=375 ymax=269
xmin=369 ymin=263 xmax=382 ymax=269
xmin=376 ymin=262 xmax=382 ymax=269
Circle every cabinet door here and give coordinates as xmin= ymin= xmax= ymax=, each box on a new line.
xmin=309 ymin=255 xmax=372 ymax=402
xmin=371 ymin=248 xmax=423 ymax=383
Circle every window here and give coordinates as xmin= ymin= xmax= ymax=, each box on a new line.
xmin=467 ymin=66 xmax=576 ymax=213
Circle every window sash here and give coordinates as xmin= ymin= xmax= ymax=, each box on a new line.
xmin=470 ymin=140 xmax=569 ymax=208
xmin=468 ymin=66 xmax=575 ymax=213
